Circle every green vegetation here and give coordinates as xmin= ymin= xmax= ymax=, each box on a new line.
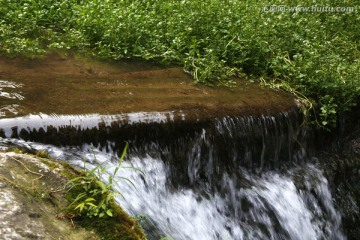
xmin=65 ymin=143 xmax=138 ymax=219
xmin=0 ymin=0 xmax=359 ymax=128
xmin=66 ymin=163 xmax=119 ymax=219
xmin=64 ymin=143 xmax=146 ymax=239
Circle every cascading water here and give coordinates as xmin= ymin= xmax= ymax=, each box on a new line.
xmin=0 ymin=110 xmax=346 ymax=240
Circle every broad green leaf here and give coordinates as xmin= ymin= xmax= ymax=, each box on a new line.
xmin=106 ymin=209 xmax=113 ymax=217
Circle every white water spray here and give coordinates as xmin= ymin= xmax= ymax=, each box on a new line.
xmin=1 ymin=139 xmax=344 ymax=240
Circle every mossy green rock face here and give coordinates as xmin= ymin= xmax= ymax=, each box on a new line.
xmin=0 ymin=152 xmax=145 ymax=240
xmin=0 ymin=152 xmax=98 ymax=239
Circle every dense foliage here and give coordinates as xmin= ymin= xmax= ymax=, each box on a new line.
xmin=0 ymin=0 xmax=359 ymax=128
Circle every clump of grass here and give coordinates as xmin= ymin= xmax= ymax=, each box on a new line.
xmin=66 ymin=143 xmax=138 ymax=217
xmin=64 ymin=142 xmax=146 ymax=239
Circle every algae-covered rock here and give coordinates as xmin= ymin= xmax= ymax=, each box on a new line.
xmin=0 ymin=151 xmax=145 ymax=240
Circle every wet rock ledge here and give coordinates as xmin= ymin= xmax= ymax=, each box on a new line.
xmin=0 ymin=151 xmax=145 ymax=240
xmin=0 ymin=53 xmax=297 ymax=119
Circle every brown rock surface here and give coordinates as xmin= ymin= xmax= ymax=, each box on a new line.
xmin=0 ymin=53 xmax=298 ymax=119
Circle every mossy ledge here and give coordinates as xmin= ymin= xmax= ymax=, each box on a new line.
xmin=0 ymin=149 xmax=146 ymax=240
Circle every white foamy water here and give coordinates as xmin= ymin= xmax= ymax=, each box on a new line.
xmin=112 ymin=157 xmax=344 ymax=240
xmin=0 ymin=139 xmax=345 ymax=240
xmin=0 ymin=111 xmax=184 ymax=138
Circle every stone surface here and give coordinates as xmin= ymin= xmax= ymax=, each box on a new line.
xmin=0 ymin=152 xmax=99 ymax=240
xmin=0 ymin=53 xmax=298 ymax=119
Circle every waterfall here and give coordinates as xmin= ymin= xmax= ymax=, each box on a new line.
xmin=0 ymin=110 xmax=346 ymax=239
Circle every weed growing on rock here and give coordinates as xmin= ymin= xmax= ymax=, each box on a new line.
xmin=65 ymin=142 xmax=142 ymax=218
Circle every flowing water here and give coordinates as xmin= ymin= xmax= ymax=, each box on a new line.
xmin=0 ymin=110 xmax=346 ymax=240
xmin=0 ymin=80 xmax=24 ymax=117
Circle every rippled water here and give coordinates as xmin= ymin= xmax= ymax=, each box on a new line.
xmin=0 ymin=80 xmax=24 ymax=117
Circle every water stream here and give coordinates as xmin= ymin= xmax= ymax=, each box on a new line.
xmin=0 ymin=110 xmax=346 ymax=240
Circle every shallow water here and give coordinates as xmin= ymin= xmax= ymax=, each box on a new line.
xmin=0 ymin=55 xmax=296 ymax=119
xmin=0 ymin=80 xmax=24 ymax=117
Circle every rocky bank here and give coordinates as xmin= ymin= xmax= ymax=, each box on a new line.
xmin=0 ymin=150 xmax=144 ymax=240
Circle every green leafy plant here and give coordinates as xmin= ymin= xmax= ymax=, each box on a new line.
xmin=65 ymin=142 xmax=143 ymax=218
xmin=1 ymin=0 xmax=359 ymax=129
